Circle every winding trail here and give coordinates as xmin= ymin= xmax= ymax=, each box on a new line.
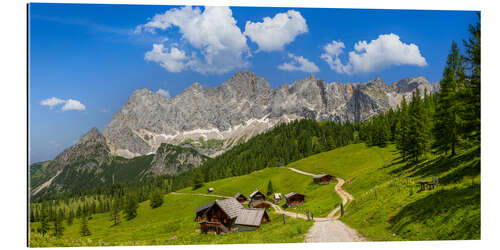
xmin=287 ymin=167 xmax=366 ymax=242
xmin=173 ymin=167 xmax=366 ymax=242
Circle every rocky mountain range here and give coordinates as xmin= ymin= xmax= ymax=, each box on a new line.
xmin=30 ymin=71 xmax=438 ymax=199
xmin=103 ymin=71 xmax=438 ymax=158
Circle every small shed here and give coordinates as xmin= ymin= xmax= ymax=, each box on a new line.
xmin=234 ymin=192 xmax=248 ymax=203
xmin=273 ymin=193 xmax=283 ymax=203
xmin=313 ymin=174 xmax=334 ymax=184
xmin=207 ymin=187 xmax=214 ymax=193
xmin=235 ymin=208 xmax=270 ymax=232
xmin=284 ymin=192 xmax=306 ymax=207
xmin=249 ymin=200 xmax=271 ymax=209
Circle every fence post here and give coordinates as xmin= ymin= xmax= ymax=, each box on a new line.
xmin=374 ymin=189 xmax=377 ymax=200
xmin=283 ymin=214 xmax=286 ymax=224
xmin=340 ymin=203 xmax=344 ymax=217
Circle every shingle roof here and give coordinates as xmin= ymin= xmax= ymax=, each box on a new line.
xmin=195 ymin=201 xmax=215 ymax=214
xmin=284 ymin=192 xmax=297 ymax=199
xmin=235 ymin=208 xmax=267 ymax=227
xmin=249 ymin=190 xmax=265 ymax=199
xmin=215 ymin=198 xmax=244 ymax=219
xmin=234 ymin=192 xmax=247 ymax=199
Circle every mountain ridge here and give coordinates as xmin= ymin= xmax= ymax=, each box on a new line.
xmin=103 ymin=71 xmax=438 ymax=158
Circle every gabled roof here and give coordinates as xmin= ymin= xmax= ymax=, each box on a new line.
xmin=234 ymin=192 xmax=247 ymax=199
xmin=285 ymin=192 xmax=305 ymax=199
xmin=215 ymin=198 xmax=244 ymax=219
xmin=313 ymin=174 xmax=332 ymax=179
xmin=249 ymin=190 xmax=265 ymax=199
xmin=235 ymin=208 xmax=267 ymax=227
xmin=195 ymin=201 xmax=215 ymax=214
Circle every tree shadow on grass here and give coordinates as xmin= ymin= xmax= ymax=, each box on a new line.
xmin=390 ymin=184 xmax=480 ymax=240
xmin=388 ymin=147 xmax=480 ymax=179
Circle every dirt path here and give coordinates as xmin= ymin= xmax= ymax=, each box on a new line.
xmin=287 ymin=167 xmax=366 ymax=242
xmin=170 ymin=192 xmax=231 ymax=199
xmin=174 ymin=167 xmax=366 ymax=242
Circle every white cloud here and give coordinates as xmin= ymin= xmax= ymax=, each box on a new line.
xmin=61 ymin=99 xmax=86 ymax=111
xmin=41 ymin=97 xmax=85 ymax=111
xmin=137 ymin=6 xmax=249 ymax=74
xmin=278 ymin=53 xmax=319 ymax=73
xmin=40 ymin=97 xmax=66 ymax=108
xmin=244 ymin=10 xmax=308 ymax=52
xmin=321 ymin=33 xmax=427 ymax=74
xmin=156 ymin=88 xmax=171 ymax=98
xmin=145 ymin=44 xmax=188 ymax=72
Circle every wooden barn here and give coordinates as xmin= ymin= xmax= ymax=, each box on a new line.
xmin=249 ymin=200 xmax=271 ymax=209
xmin=284 ymin=192 xmax=306 ymax=207
xmin=313 ymin=174 xmax=334 ymax=184
xmin=234 ymin=192 xmax=248 ymax=203
xmin=195 ymin=198 xmax=270 ymax=234
xmin=234 ymin=208 xmax=270 ymax=232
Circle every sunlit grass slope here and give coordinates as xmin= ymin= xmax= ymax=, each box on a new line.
xmin=290 ymin=143 xmax=480 ymax=241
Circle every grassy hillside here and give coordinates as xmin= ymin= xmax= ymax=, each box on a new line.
xmin=290 ymin=143 xmax=480 ymax=241
xmin=178 ymin=167 xmax=341 ymax=217
xmin=30 ymin=193 xmax=313 ymax=247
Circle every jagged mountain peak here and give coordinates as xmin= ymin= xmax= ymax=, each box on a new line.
xmin=77 ymin=127 xmax=105 ymax=145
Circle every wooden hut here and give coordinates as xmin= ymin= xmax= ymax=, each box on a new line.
xmin=197 ymin=198 xmax=243 ymax=234
xmin=248 ymin=190 xmax=266 ymax=208
xmin=195 ymin=198 xmax=270 ymax=234
xmin=234 ymin=192 xmax=248 ymax=203
xmin=284 ymin=192 xmax=306 ymax=207
xmin=235 ymin=208 xmax=270 ymax=232
xmin=313 ymin=174 xmax=334 ymax=184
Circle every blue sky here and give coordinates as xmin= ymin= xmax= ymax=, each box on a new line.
xmin=28 ymin=3 xmax=478 ymax=163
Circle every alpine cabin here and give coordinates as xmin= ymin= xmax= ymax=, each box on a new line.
xmin=284 ymin=192 xmax=305 ymax=207
xmin=313 ymin=174 xmax=334 ymax=184
xmin=234 ymin=192 xmax=248 ymax=203
xmin=195 ymin=198 xmax=270 ymax=234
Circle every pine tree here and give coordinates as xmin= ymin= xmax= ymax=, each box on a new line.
xmin=39 ymin=212 xmax=50 ymax=236
xmin=110 ymin=199 xmax=121 ymax=226
xmin=192 ymin=170 xmax=204 ymax=190
xmin=150 ymin=188 xmax=164 ymax=209
xmin=461 ymin=13 xmax=481 ymax=143
xmin=79 ymin=216 xmax=91 ymax=236
xmin=124 ymin=194 xmax=139 ymax=220
xmin=266 ymin=180 xmax=274 ymax=196
xmin=433 ymin=42 xmax=465 ymax=156
xmin=407 ymin=89 xmax=428 ymax=161
xmin=52 ymin=212 xmax=65 ymax=238
xmin=67 ymin=210 xmax=74 ymax=226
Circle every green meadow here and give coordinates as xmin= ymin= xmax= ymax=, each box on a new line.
xmin=289 ymin=143 xmax=480 ymax=241
xmin=30 ymin=143 xmax=480 ymax=246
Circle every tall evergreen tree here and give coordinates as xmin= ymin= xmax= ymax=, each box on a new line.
xmin=433 ymin=42 xmax=465 ymax=156
xmin=461 ymin=13 xmax=481 ymax=142
xmin=39 ymin=212 xmax=50 ymax=236
xmin=407 ymin=89 xmax=428 ymax=161
xmin=266 ymin=180 xmax=274 ymax=196
xmin=52 ymin=212 xmax=65 ymax=238
xmin=79 ymin=216 xmax=91 ymax=236
xmin=110 ymin=199 xmax=121 ymax=226
xmin=124 ymin=194 xmax=139 ymax=220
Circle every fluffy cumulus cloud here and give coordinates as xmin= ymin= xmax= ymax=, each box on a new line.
xmin=244 ymin=10 xmax=308 ymax=52
xmin=145 ymin=44 xmax=188 ymax=72
xmin=278 ymin=53 xmax=319 ymax=73
xmin=40 ymin=97 xmax=86 ymax=111
xmin=137 ymin=6 xmax=249 ymax=74
xmin=156 ymin=88 xmax=171 ymax=98
xmin=321 ymin=33 xmax=427 ymax=74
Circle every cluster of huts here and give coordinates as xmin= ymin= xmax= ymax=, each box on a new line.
xmin=195 ymin=173 xmax=334 ymax=234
